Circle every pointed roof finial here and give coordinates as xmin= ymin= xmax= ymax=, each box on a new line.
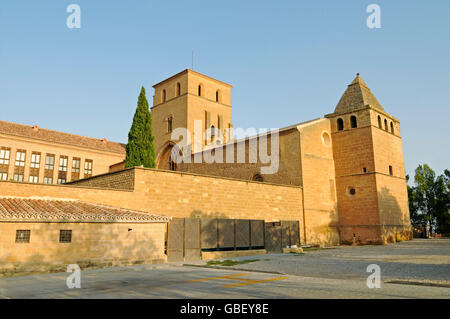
xmin=334 ymin=74 xmax=384 ymax=113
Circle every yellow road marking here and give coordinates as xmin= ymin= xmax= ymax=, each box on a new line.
xmin=187 ymin=273 xmax=250 ymax=283
xmin=222 ymin=276 xmax=289 ymax=288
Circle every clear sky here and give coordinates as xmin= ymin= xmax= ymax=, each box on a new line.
xmin=0 ymin=0 xmax=449 ymax=178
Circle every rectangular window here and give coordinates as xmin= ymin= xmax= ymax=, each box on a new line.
xmin=0 ymin=147 xmax=11 ymax=165
xmin=28 ymin=175 xmax=38 ymax=183
xmin=45 ymin=154 xmax=55 ymax=170
xmin=84 ymin=159 xmax=93 ymax=177
xmin=15 ymin=230 xmax=30 ymax=243
xmin=71 ymin=157 xmax=81 ymax=180
xmin=13 ymin=173 xmax=24 ymax=182
xmin=57 ymin=155 xmax=68 ymax=184
xmin=43 ymin=177 xmax=53 ymax=184
xmin=59 ymin=230 xmax=72 ymax=243
xmin=0 ymin=147 xmax=10 ymax=180
xmin=30 ymin=152 xmax=41 ymax=168
xmin=15 ymin=150 xmax=26 ymax=167
xmin=58 ymin=156 xmax=68 ymax=172
xmin=389 ymin=165 xmax=393 ymax=176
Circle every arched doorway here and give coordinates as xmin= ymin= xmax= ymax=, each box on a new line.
xmin=156 ymin=143 xmax=181 ymax=171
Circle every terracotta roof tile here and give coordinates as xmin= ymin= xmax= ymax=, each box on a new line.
xmin=0 ymin=120 xmax=126 ymax=154
xmin=0 ymin=197 xmax=170 ymax=223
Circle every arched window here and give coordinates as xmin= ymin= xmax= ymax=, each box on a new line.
xmin=350 ymin=116 xmax=357 ymax=128
xmin=198 ymin=85 xmax=202 ymax=96
xmin=390 ymin=122 xmax=394 ymax=134
xmin=252 ymin=174 xmax=264 ymax=182
xmin=162 ymin=89 xmax=166 ymax=103
xmin=378 ymin=115 xmax=382 ymax=129
xmin=210 ymin=125 xmax=215 ymax=138
xmin=384 ymin=119 xmax=388 ymax=131
xmin=176 ymin=83 xmax=181 ymax=97
xmin=216 ymin=90 xmax=221 ymax=102
xmin=337 ymin=118 xmax=344 ymax=131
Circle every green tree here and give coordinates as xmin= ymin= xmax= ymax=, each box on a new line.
xmin=125 ymin=86 xmax=156 ymax=168
xmin=408 ymin=164 xmax=450 ymax=235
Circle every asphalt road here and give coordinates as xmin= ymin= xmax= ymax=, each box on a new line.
xmin=0 ymin=239 xmax=448 ymax=299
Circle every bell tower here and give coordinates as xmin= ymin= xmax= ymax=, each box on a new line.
xmin=151 ymin=69 xmax=233 ymax=170
xmin=325 ymin=74 xmax=412 ymax=244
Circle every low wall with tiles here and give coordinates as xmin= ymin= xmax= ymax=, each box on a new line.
xmin=0 ymin=221 xmax=167 ymax=277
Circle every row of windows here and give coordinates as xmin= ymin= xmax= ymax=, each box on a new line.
xmin=0 ymin=147 xmax=93 ymax=183
xmin=15 ymin=229 xmax=72 ymax=243
xmin=161 ymin=83 xmax=222 ymax=103
xmin=348 ymin=165 xmax=395 ymax=195
xmin=336 ymin=115 xmax=395 ymax=134
xmin=361 ymin=165 xmax=394 ymax=175
xmin=337 ymin=116 xmax=358 ymax=131
xmin=378 ymin=115 xmax=395 ymax=134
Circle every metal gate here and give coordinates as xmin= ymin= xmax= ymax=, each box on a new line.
xmin=167 ymin=218 xmax=201 ymax=262
xmin=167 ymin=218 xmax=300 ymax=261
xmin=264 ymin=220 xmax=300 ymax=253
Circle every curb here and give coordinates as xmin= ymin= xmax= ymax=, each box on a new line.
xmin=182 ymin=263 xmax=286 ymax=275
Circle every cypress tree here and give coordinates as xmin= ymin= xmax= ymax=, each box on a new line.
xmin=125 ymin=86 xmax=156 ymax=168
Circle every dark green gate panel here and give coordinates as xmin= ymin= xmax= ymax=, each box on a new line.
xmin=264 ymin=222 xmax=282 ymax=253
xmin=235 ymin=220 xmax=250 ymax=248
xmin=201 ymin=218 xmax=218 ymax=249
xmin=250 ymin=220 xmax=264 ymax=247
xmin=218 ymin=219 xmax=234 ymax=249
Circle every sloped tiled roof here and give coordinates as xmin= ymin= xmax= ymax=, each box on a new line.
xmin=0 ymin=197 xmax=170 ymax=223
xmin=0 ymin=120 xmax=126 ymax=154
xmin=334 ymin=73 xmax=384 ymax=114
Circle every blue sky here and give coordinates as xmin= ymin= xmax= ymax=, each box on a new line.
xmin=0 ymin=0 xmax=449 ymax=178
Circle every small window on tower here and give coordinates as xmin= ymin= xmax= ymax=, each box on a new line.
xmin=390 ymin=122 xmax=394 ymax=134
xmin=176 ymin=82 xmax=181 ymax=96
xmin=350 ymin=116 xmax=357 ymax=128
xmin=337 ymin=118 xmax=344 ymax=131
xmin=384 ymin=119 xmax=388 ymax=131
xmin=389 ymin=165 xmax=393 ymax=176
xmin=167 ymin=116 xmax=173 ymax=133
xmin=216 ymin=90 xmax=221 ymax=102
xmin=198 ymin=85 xmax=202 ymax=96
xmin=363 ymin=167 xmax=367 ymax=173
xmin=162 ymin=89 xmax=166 ymax=103
xmin=378 ymin=115 xmax=382 ymax=129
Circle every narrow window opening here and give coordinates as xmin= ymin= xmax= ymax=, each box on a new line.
xmin=390 ymin=122 xmax=394 ymax=134
xmin=378 ymin=115 xmax=382 ymax=129
xmin=162 ymin=89 xmax=166 ymax=103
xmin=389 ymin=165 xmax=393 ymax=176
xmin=337 ymin=118 xmax=344 ymax=131
xmin=384 ymin=119 xmax=388 ymax=131
xmin=350 ymin=116 xmax=357 ymax=128
xmin=176 ymin=83 xmax=181 ymax=96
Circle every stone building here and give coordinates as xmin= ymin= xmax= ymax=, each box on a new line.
xmin=0 ymin=120 xmax=125 ymax=184
xmin=0 ymin=69 xmax=412 ymax=253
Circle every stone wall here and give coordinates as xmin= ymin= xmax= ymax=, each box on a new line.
xmin=0 ymin=221 xmax=166 ymax=276
xmin=66 ymin=168 xmax=135 ymax=190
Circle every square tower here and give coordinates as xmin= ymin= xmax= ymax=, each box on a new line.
xmin=325 ymin=74 xmax=412 ymax=244
xmin=151 ymin=69 xmax=233 ymax=170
